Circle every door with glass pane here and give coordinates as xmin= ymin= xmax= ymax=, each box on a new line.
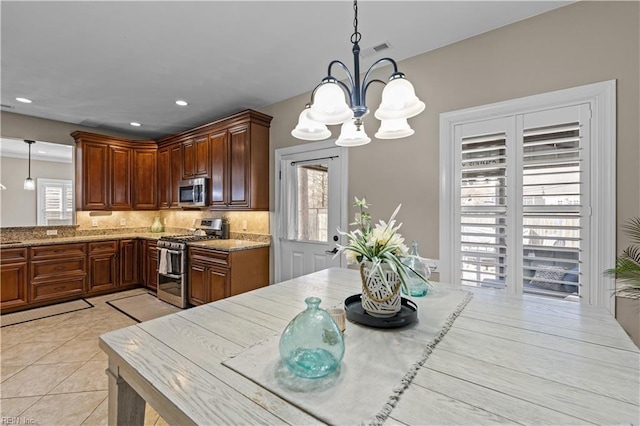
xmin=279 ymin=147 xmax=343 ymax=281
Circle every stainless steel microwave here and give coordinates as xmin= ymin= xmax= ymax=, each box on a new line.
xmin=178 ymin=178 xmax=209 ymax=207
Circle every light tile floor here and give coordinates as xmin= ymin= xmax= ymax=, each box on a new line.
xmin=0 ymin=289 xmax=169 ymax=425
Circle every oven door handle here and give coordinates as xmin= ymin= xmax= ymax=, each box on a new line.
xmin=156 ymin=248 xmax=183 ymax=255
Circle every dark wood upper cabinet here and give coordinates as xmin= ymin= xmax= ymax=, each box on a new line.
xmin=157 ymin=147 xmax=170 ymax=209
xmin=228 ymin=125 xmax=251 ymax=208
xmin=170 ymin=144 xmax=182 ymax=208
xmin=133 ymin=149 xmax=157 ymax=209
xmin=109 ymin=146 xmax=132 ymax=210
xmin=73 ymin=132 xmax=157 ymax=211
xmin=182 ymin=136 xmax=210 ymax=179
xmin=209 ymin=131 xmax=227 ymax=208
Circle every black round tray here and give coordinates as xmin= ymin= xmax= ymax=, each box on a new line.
xmin=344 ymin=294 xmax=418 ymax=329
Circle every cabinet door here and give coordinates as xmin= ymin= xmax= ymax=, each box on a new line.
xmin=146 ymin=241 xmax=158 ymax=290
xmin=88 ymin=253 xmax=119 ymax=293
xmin=133 ymin=149 xmax=157 ymax=209
xmin=194 ymin=135 xmax=210 ymax=177
xmin=109 ymin=146 xmax=132 ymax=209
xmin=228 ymin=125 xmax=251 ymax=208
xmin=170 ymin=144 xmax=183 ymax=208
xmin=1 ymin=262 xmax=28 ymax=311
xmin=182 ymin=139 xmax=195 ymax=178
xmin=208 ymin=266 xmax=230 ymax=302
xmin=157 ymin=147 xmax=170 ymax=208
xmin=120 ymin=240 xmax=140 ymax=286
xmin=210 ymin=131 xmax=228 ymax=208
xmin=188 ymin=262 xmax=208 ymax=306
xmin=82 ymin=142 xmax=109 ymax=210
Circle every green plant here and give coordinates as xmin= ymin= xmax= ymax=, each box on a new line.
xmin=604 ymin=217 xmax=640 ymax=295
xmin=336 ymin=197 xmax=431 ymax=293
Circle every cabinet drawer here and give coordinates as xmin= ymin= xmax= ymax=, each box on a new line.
xmin=89 ymin=240 xmax=118 ymax=253
xmin=30 ymin=277 xmax=85 ymax=303
xmin=189 ymin=247 xmax=229 ymax=266
xmin=1 ymin=248 xmax=27 ymax=264
xmin=31 ymin=243 xmax=87 ymax=260
xmin=31 ymin=258 xmax=86 ymax=281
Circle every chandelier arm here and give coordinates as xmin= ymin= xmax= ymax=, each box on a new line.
xmin=327 ymin=60 xmax=356 ymax=94
xmin=361 ymin=57 xmax=400 ymax=97
xmin=362 ymin=79 xmax=386 ymax=108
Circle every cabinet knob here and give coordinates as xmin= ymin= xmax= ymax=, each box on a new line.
xmin=54 ymin=266 xmax=65 ymax=271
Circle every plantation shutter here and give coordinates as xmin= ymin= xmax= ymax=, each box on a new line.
xmin=521 ymin=105 xmax=590 ymax=297
xmin=453 ymin=105 xmax=590 ymax=297
xmin=456 ymin=117 xmax=514 ymax=289
xmin=37 ymin=179 xmax=74 ymax=225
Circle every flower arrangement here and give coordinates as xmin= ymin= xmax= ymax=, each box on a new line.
xmin=336 ymin=197 xmax=431 ymax=294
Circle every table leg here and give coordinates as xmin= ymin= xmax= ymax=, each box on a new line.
xmin=106 ymin=359 xmax=145 ymax=426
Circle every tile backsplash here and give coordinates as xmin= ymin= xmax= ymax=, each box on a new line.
xmin=75 ymin=210 xmax=269 ymax=234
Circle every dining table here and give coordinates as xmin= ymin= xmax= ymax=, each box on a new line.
xmin=99 ymin=267 xmax=640 ymax=425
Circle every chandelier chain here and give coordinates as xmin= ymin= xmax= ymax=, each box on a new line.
xmin=350 ymin=0 xmax=361 ymax=45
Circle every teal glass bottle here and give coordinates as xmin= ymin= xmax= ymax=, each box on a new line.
xmin=279 ymin=297 xmax=345 ymax=379
xmin=402 ymin=241 xmax=430 ymax=297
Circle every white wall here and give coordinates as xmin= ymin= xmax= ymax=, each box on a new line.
xmin=0 ymin=157 xmax=74 ymax=227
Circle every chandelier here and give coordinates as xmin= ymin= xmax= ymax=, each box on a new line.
xmin=292 ymin=1 xmax=425 ymax=146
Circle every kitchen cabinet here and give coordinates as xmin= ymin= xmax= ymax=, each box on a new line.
xmin=88 ymin=241 xmax=119 ymax=293
xmin=143 ymin=239 xmax=158 ymax=290
xmin=133 ymin=149 xmax=157 ymax=209
xmin=188 ymin=247 xmax=230 ymax=306
xmin=156 ymin=110 xmax=272 ymax=211
xmin=120 ymin=239 xmax=140 ymax=286
xmin=0 ymin=248 xmax=28 ymax=312
xmin=182 ymin=135 xmax=209 ymax=179
xmin=109 ymin=146 xmax=132 ymax=209
xmin=187 ymin=245 xmax=268 ymax=306
xmin=158 ymin=142 xmax=183 ymax=209
xmin=29 ymin=243 xmax=87 ymax=304
xmin=73 ymin=131 xmax=158 ymax=211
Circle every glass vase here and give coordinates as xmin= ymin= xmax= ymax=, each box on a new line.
xmin=402 ymin=241 xmax=430 ymax=297
xmin=279 ymin=297 xmax=345 ymax=379
xmin=150 ymin=216 xmax=164 ymax=233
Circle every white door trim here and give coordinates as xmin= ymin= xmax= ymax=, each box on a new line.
xmin=273 ymin=140 xmax=349 ymax=283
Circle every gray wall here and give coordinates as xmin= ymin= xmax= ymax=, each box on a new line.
xmin=264 ymin=1 xmax=639 ymax=258
xmin=0 ymin=157 xmax=74 ymax=227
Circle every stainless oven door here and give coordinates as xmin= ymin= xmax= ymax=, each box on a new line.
xmin=157 ymin=248 xmax=187 ymax=308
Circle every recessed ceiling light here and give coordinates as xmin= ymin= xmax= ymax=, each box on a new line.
xmin=37 ymin=150 xmax=47 ymax=154
xmin=175 ymin=100 xmax=188 ymax=106
xmin=130 ymin=122 xmax=141 ymax=127
xmin=16 ymin=97 xmax=32 ymax=104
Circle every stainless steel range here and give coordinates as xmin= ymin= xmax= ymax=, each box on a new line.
xmin=156 ymin=218 xmax=226 ymax=308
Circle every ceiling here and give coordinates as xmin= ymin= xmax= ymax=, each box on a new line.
xmin=0 ymin=138 xmax=73 ymax=163
xmin=1 ymin=1 xmax=572 ymax=139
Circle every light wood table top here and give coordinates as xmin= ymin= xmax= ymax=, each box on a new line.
xmin=99 ymin=268 xmax=640 ymax=425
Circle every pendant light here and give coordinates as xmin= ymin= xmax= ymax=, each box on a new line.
xmin=291 ymin=1 xmax=425 ymax=146
xmin=23 ymin=140 xmax=35 ymax=191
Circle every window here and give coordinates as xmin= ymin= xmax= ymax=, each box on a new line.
xmin=37 ymin=178 xmax=73 ymax=225
xmin=296 ymin=164 xmax=329 ymax=242
xmin=440 ymin=81 xmax=616 ymax=312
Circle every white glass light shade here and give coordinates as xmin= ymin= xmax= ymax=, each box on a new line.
xmin=308 ymin=82 xmax=354 ymax=125
xmin=291 ymin=109 xmax=332 ymax=141
xmin=374 ymin=78 xmax=425 ymax=120
xmin=374 ymin=118 xmax=415 ymax=139
xmin=335 ymin=121 xmax=371 ymax=147
xmin=24 ymin=177 xmax=35 ymax=191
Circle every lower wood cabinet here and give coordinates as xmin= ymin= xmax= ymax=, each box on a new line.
xmin=120 ymin=239 xmax=140 ymax=286
xmin=188 ymin=246 xmax=268 ymax=306
xmin=88 ymin=241 xmax=119 ymax=294
xmin=142 ymin=239 xmax=158 ymax=291
xmin=0 ymin=248 xmax=28 ymax=312
xmin=29 ymin=243 xmax=87 ymax=306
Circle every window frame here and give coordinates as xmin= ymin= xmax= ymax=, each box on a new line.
xmin=36 ymin=178 xmax=74 ymax=226
xmin=439 ymin=80 xmax=616 ymax=314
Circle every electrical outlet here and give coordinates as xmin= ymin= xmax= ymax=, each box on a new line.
xmin=242 ymin=220 xmax=247 ymax=231
xmin=46 ymin=229 xmax=58 ymax=236
xmin=92 ymin=219 xmax=98 ymax=227
xmin=120 ymin=218 xmax=126 ymax=226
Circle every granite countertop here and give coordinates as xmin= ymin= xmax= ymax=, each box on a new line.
xmin=187 ymin=239 xmax=270 ymax=252
xmin=0 ymin=233 xmax=270 ymax=252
